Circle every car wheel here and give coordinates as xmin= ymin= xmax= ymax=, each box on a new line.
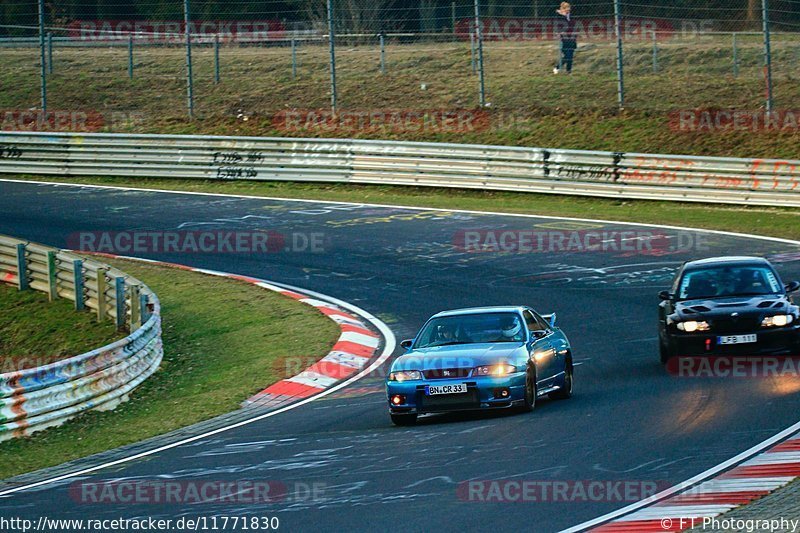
xmin=550 ymin=361 xmax=573 ymax=400
xmin=659 ymin=338 xmax=675 ymax=364
xmin=520 ymin=369 xmax=537 ymax=412
xmin=391 ymin=413 xmax=418 ymax=426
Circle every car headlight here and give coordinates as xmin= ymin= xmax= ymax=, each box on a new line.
xmin=388 ymin=370 xmax=422 ymax=382
xmin=472 ymin=364 xmax=516 ymax=377
xmin=676 ymin=320 xmax=710 ymax=332
xmin=762 ymin=315 xmax=794 ymax=328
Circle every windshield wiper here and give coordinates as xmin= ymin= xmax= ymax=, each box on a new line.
xmin=424 ymin=341 xmax=470 ymax=348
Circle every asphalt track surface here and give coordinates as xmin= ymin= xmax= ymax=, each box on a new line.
xmin=1 ymin=180 xmax=800 ymax=532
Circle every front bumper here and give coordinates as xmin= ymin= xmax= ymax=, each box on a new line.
xmin=666 ymin=324 xmax=800 ymax=356
xmin=386 ymin=373 xmax=527 ymax=414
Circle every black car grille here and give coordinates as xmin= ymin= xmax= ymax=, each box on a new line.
xmin=711 ymin=316 xmax=761 ymax=334
xmin=418 ymin=388 xmax=480 ymax=412
xmin=423 ymin=368 xmax=471 ymax=380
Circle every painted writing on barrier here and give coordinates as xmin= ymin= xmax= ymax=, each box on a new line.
xmin=211 ymin=150 xmax=263 ymax=180
xmin=0 ymin=145 xmax=22 ymax=159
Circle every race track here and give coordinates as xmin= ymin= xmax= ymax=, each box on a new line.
xmin=1 ymin=180 xmax=800 ymax=532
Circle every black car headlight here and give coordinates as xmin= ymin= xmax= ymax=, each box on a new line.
xmin=388 ymin=370 xmax=422 ymax=382
xmin=761 ymin=315 xmax=794 ymax=328
xmin=472 ymin=364 xmax=516 ymax=377
xmin=676 ymin=320 xmax=710 ymax=332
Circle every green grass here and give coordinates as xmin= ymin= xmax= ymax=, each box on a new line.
xmin=7 ymin=175 xmax=800 ymax=242
xmin=0 ymin=257 xmax=340 ymax=480
xmin=0 ymin=284 xmax=122 ymax=371
xmin=1 ymin=37 xmax=800 ymax=158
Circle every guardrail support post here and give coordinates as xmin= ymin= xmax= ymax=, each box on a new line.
xmin=73 ymin=259 xmax=85 ymax=311
xmin=130 ymin=285 xmax=141 ymax=329
xmin=96 ymin=268 xmax=107 ymax=320
xmin=16 ymin=244 xmax=29 ymax=291
xmin=46 ymin=250 xmax=58 ymax=300
xmin=140 ymin=293 xmax=150 ymax=324
xmin=115 ymin=277 xmax=126 ymax=330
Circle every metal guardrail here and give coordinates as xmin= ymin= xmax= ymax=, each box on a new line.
xmin=0 ymin=234 xmax=162 ymax=442
xmin=0 ymin=131 xmax=799 ymax=207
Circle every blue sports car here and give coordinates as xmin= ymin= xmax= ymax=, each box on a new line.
xmin=386 ymin=306 xmax=574 ymax=426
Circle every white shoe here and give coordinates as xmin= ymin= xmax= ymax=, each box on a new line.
xmin=553 ymin=67 xmax=560 ymax=74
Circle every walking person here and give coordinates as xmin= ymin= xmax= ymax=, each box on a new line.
xmin=554 ymin=2 xmax=577 ymax=74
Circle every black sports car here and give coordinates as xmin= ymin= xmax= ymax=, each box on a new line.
xmin=658 ymin=256 xmax=800 ymax=362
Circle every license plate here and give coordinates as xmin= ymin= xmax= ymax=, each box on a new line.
xmin=426 ymin=384 xmax=468 ymax=396
xmin=717 ymin=334 xmax=757 ymax=345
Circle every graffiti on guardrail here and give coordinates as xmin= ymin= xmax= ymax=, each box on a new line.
xmin=211 ymin=150 xmax=263 ymax=180
xmin=0 ymin=145 xmax=22 ymax=159
xmin=750 ymin=159 xmax=800 ymax=191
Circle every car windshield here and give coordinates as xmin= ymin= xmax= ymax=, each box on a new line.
xmin=677 ymin=265 xmax=782 ymax=300
xmin=414 ymin=312 xmax=526 ymax=349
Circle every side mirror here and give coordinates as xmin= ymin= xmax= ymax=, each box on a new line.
xmin=785 ymin=281 xmax=800 ymax=294
xmin=542 ymin=313 xmax=557 ymax=328
xmin=531 ymin=330 xmax=548 ymax=340
xmin=658 ymin=290 xmax=674 ymax=301
xmin=400 ymin=339 xmax=414 ymax=350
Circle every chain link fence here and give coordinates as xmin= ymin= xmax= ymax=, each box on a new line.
xmin=0 ymin=1 xmax=798 ymax=129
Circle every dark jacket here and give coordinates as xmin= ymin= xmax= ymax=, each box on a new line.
xmin=556 ymin=12 xmax=577 ymax=46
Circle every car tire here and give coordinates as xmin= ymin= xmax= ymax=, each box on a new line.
xmin=550 ymin=361 xmax=573 ymax=400
xmin=520 ymin=369 xmax=537 ymax=412
xmin=659 ymin=338 xmax=675 ymax=364
xmin=391 ymin=413 xmax=418 ymax=426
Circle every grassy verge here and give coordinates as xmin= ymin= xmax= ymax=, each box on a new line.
xmin=0 ymin=257 xmax=340 ymax=479
xmin=0 ymin=284 xmax=121 ymax=371
xmin=8 ymin=175 xmax=800 ymax=242
xmin=2 ymin=39 xmax=800 ymax=157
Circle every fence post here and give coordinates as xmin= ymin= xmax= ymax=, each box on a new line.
xmin=470 ymin=31 xmax=476 ymax=73
xmin=46 ymin=251 xmax=58 ymax=300
xmin=733 ymin=33 xmax=739 ymax=77
xmin=474 ymin=0 xmax=486 ymax=106
xmin=613 ymin=0 xmax=625 ymax=109
xmin=184 ymin=0 xmax=195 ymax=118
xmin=761 ymin=0 xmax=773 ymax=113
xmin=47 ymin=32 xmax=53 ymax=74
xmin=291 ymin=38 xmax=297 ymax=79
xmin=96 ymin=268 xmax=107 ymax=320
xmin=128 ymin=34 xmax=134 ymax=79
xmin=115 ymin=277 xmax=126 ymax=330
xmin=379 ymin=33 xmax=386 ymax=74
xmin=327 ymin=0 xmax=337 ymax=111
xmin=652 ymin=31 xmax=658 ymax=73
xmin=38 ymin=0 xmax=47 ymax=115
xmin=16 ymin=244 xmax=28 ymax=291
xmin=73 ymin=259 xmax=85 ymax=311
xmin=214 ymin=34 xmax=220 ymax=84
xmin=451 ymin=2 xmax=456 ymax=40
xmin=130 ymin=284 xmax=141 ymax=329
